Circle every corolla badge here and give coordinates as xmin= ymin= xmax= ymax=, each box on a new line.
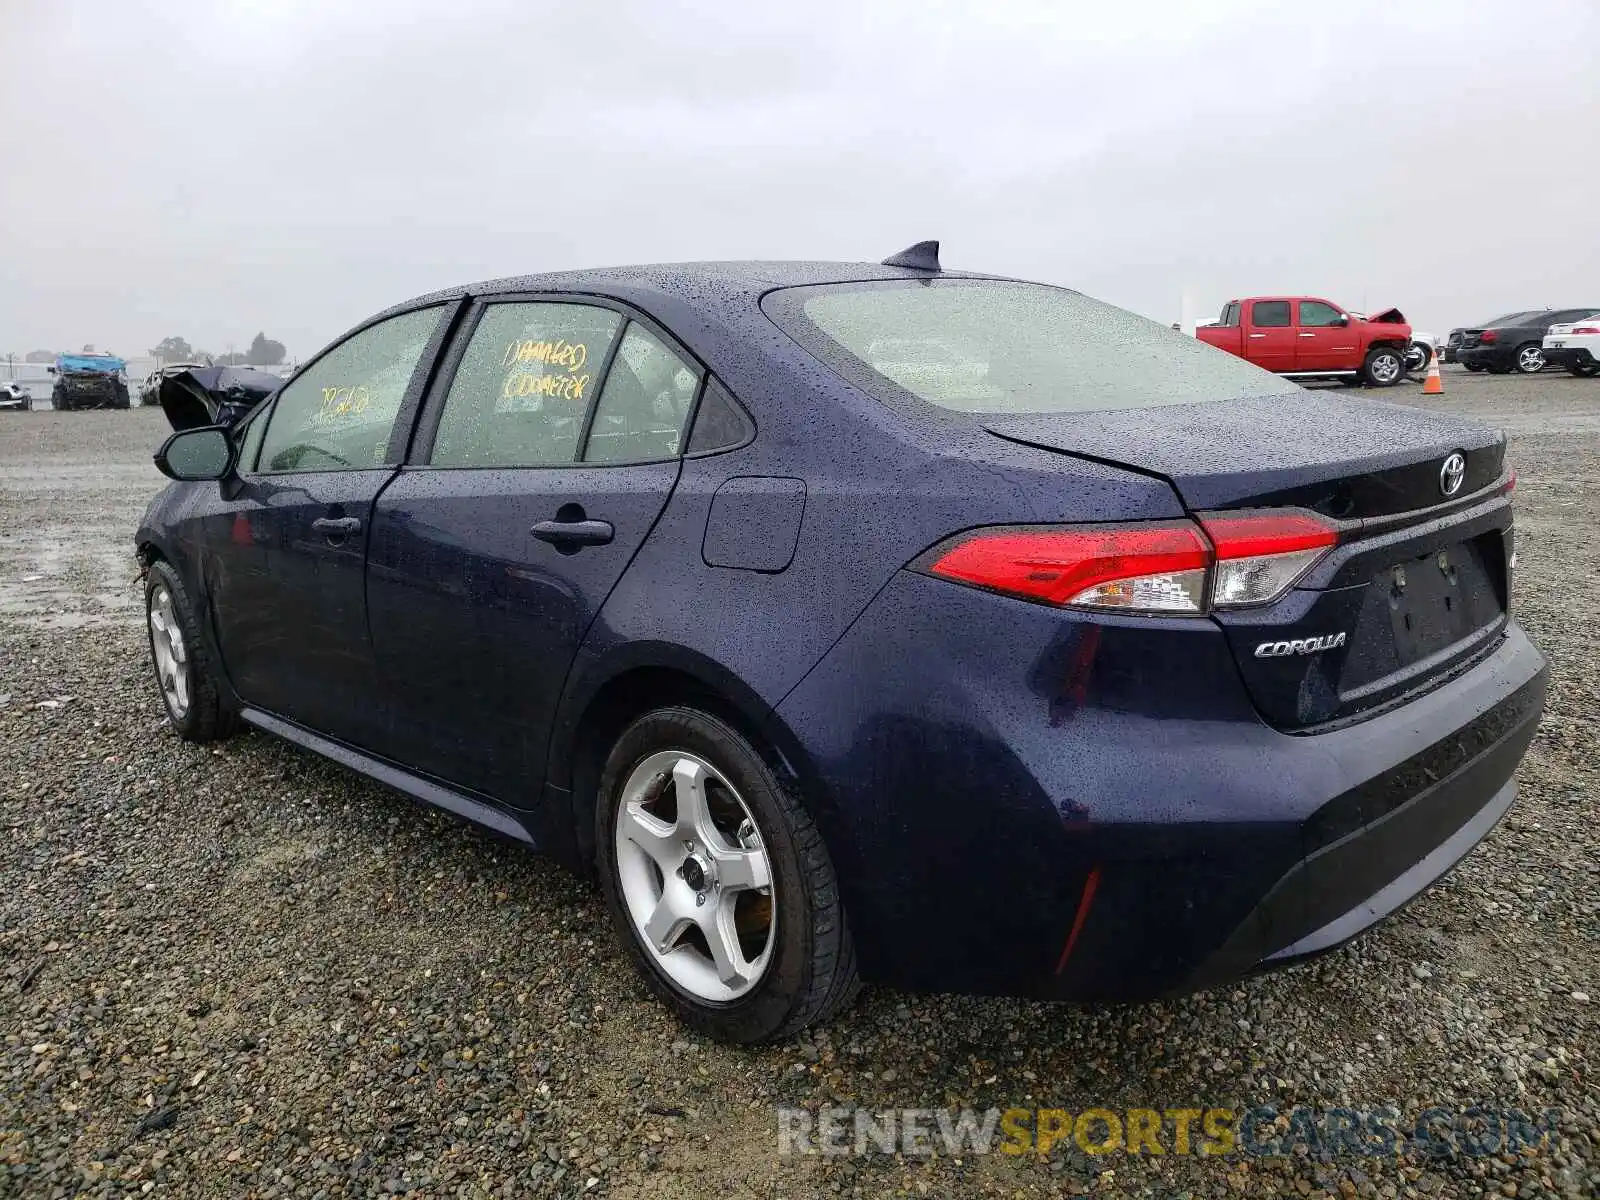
xmin=1255 ymin=632 xmax=1348 ymax=658
xmin=1440 ymin=452 xmax=1467 ymax=497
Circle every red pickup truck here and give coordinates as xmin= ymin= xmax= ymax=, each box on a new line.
xmin=1196 ymin=297 xmax=1412 ymax=387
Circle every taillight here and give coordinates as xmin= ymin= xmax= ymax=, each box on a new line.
xmin=919 ymin=523 xmax=1210 ymax=613
xmin=1572 ymin=325 xmax=1600 ymax=335
xmin=917 ymin=508 xmax=1339 ymax=615
xmin=1198 ymin=510 xmax=1340 ymax=608
xmin=1480 ymin=330 xmax=1499 ymax=344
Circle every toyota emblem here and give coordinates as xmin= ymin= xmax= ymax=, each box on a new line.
xmin=1439 ymin=452 xmax=1466 ymax=497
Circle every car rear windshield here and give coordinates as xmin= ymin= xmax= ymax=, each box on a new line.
xmin=763 ymin=278 xmax=1295 ymax=414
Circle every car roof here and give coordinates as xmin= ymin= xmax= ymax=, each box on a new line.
xmin=373 ymin=259 xmax=997 ymax=322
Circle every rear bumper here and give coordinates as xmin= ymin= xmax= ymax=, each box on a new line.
xmin=775 ymin=570 xmax=1547 ymax=1001
xmin=1542 ymin=345 xmax=1597 ymax=369
xmin=1454 ymin=346 xmax=1513 ymax=370
xmin=1179 ymin=660 xmax=1541 ymax=993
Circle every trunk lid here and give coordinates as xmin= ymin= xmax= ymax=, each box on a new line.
xmin=983 ymin=392 xmax=1505 ymax=517
xmin=984 ymin=395 xmax=1513 ymax=730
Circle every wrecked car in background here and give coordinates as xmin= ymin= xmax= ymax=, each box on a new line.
xmin=156 ymin=365 xmax=283 ymax=432
xmin=140 ymin=362 xmax=210 ymax=407
xmin=50 ymin=353 xmax=131 ymax=410
xmin=1196 ymin=297 xmax=1413 ymax=386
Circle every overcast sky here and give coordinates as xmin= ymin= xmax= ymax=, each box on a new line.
xmin=2 ymin=0 xmax=1597 ymax=361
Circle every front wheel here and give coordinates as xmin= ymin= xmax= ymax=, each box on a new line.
xmin=1464 ymin=362 xmax=1485 ymax=373
xmin=1361 ymin=346 xmax=1405 ymax=387
xmin=1405 ymin=342 xmax=1432 ymax=375
xmin=145 ymin=559 xmax=239 ymax=741
xmin=596 ymin=707 xmax=858 ymax=1043
xmin=1514 ymin=343 xmax=1545 ymax=374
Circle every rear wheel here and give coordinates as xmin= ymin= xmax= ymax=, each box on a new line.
xmin=1514 ymin=343 xmax=1545 ymax=374
xmin=596 ymin=706 xmax=858 ymax=1043
xmin=1464 ymin=362 xmax=1485 ymax=373
xmin=145 ymin=559 xmax=239 ymax=742
xmin=1567 ymin=361 xmax=1600 ymax=378
xmin=1361 ymin=346 xmax=1405 ymax=387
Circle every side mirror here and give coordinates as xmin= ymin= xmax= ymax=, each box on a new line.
xmin=155 ymin=426 xmax=235 ymax=481
xmin=1335 ymin=314 xmax=1349 ymax=326
xmin=46 ymin=366 xmax=57 ymax=375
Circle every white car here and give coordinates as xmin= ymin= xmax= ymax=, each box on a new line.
xmin=1542 ymin=317 xmax=1600 ymax=378
xmin=0 ymin=381 xmax=30 ymax=411
xmin=1405 ymin=331 xmax=1438 ymax=375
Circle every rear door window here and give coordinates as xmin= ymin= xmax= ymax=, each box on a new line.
xmin=429 ymin=302 xmax=623 ymax=468
xmin=582 ymin=322 xmax=702 ymax=464
xmin=1251 ymin=300 xmax=1291 ymax=327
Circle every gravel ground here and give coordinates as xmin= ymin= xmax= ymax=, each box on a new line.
xmin=1 ymin=369 xmax=1596 ymax=1199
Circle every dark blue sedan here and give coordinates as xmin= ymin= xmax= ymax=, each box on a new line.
xmin=137 ymin=244 xmax=1547 ymax=1042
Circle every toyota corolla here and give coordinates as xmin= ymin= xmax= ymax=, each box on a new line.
xmin=137 ymin=243 xmax=1546 ymax=1043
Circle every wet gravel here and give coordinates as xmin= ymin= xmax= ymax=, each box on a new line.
xmin=1 ymin=370 xmax=1596 ymax=1199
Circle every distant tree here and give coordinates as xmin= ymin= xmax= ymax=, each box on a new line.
xmin=214 ymin=350 xmax=246 ymax=367
xmin=24 ymin=349 xmax=59 ymax=363
xmin=149 ymin=335 xmax=194 ymax=362
xmin=245 ymin=332 xmax=286 ymax=366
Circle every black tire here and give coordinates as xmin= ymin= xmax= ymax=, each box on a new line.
xmin=1567 ymin=362 xmax=1600 ymax=378
xmin=1513 ymin=342 xmax=1545 ymax=374
xmin=1405 ymin=342 xmax=1432 ymax=375
xmin=596 ymin=706 xmax=858 ymax=1043
xmin=1464 ymin=362 xmax=1485 ymax=373
xmin=144 ymin=559 xmax=239 ymax=742
xmin=52 ymin=387 xmax=70 ymax=411
xmin=1360 ymin=345 xmax=1405 ymax=387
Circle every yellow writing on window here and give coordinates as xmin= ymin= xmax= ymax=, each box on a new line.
xmin=501 ymin=370 xmax=590 ymax=402
xmin=319 ymin=385 xmax=371 ymax=419
xmin=500 ymin=338 xmax=587 ymax=372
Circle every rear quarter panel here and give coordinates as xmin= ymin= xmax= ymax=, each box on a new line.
xmin=549 ymin=293 xmax=1183 ymax=795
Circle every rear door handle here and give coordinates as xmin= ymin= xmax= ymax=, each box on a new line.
xmin=1298 ymin=332 xmax=1317 ymax=338
xmin=1248 ymin=333 xmax=1267 ymax=339
xmin=311 ymin=516 xmax=362 ymax=538
xmin=531 ymin=518 xmax=614 ymax=548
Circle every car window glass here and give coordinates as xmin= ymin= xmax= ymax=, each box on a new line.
xmin=431 ymin=302 xmax=622 ymax=468
xmin=1252 ymin=301 xmax=1291 ymax=327
xmin=237 ymin=402 xmax=270 ymax=472
xmin=686 ymin=376 xmax=754 ymax=454
xmin=1218 ymin=302 xmax=1239 ymax=328
xmin=765 ymin=279 xmax=1294 ymax=415
xmin=258 ymin=307 xmax=441 ymax=473
xmin=583 ymin=323 xmax=701 ymax=464
xmin=1298 ymin=301 xmax=1343 ymax=327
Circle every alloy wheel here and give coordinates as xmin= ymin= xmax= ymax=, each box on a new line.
xmin=1371 ymin=353 xmax=1402 ymax=384
xmin=148 ymin=583 xmax=191 ymax=720
xmin=613 ymin=750 xmax=775 ymax=1002
xmin=1517 ymin=345 xmax=1544 ymax=373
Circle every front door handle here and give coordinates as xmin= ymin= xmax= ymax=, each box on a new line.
xmin=531 ymin=518 xmax=614 ymax=548
xmin=1248 ymin=333 xmax=1267 ymax=339
xmin=311 ymin=516 xmax=362 ymax=538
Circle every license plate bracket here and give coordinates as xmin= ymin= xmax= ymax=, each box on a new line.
xmin=1385 ymin=542 xmax=1496 ymax=665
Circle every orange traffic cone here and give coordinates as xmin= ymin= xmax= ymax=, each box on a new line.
xmin=1422 ymin=349 xmax=1444 ymax=395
